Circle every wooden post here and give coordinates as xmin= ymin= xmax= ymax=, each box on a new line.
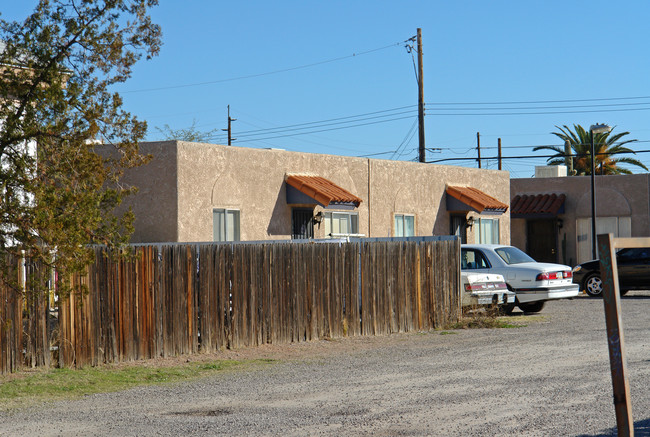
xmin=498 ymin=138 xmax=502 ymax=170
xmin=476 ymin=132 xmax=481 ymax=169
xmin=417 ymin=28 xmax=425 ymax=163
xmin=597 ymin=233 xmax=633 ymax=436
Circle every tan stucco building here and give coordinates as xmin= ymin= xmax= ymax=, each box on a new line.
xmin=511 ymin=173 xmax=650 ymax=266
xmin=115 ymin=141 xmax=511 ymax=245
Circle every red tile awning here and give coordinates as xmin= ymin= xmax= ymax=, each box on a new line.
xmin=285 ymin=174 xmax=362 ymax=208
xmin=511 ymin=193 xmax=566 ymax=218
xmin=446 ymin=186 xmax=508 ymax=214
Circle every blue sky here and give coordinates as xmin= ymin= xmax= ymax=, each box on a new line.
xmin=3 ymin=1 xmax=650 ymax=178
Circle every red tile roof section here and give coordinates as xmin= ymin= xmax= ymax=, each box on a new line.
xmin=446 ymin=186 xmax=508 ymax=213
xmin=285 ymin=174 xmax=362 ymax=207
xmin=511 ymin=193 xmax=566 ymax=216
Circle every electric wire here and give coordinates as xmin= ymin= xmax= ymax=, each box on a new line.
xmin=199 ymin=100 xmax=650 ymax=143
xmin=233 ymin=105 xmax=416 ymax=136
xmin=425 ymin=95 xmax=650 ymax=105
xmin=425 ymin=101 xmax=650 ymax=111
xmin=426 ymin=149 xmax=650 ymax=164
xmin=391 ymin=119 xmax=418 ymax=160
xmin=218 ymin=114 xmax=417 ymax=142
xmin=122 ymin=40 xmax=406 ymax=94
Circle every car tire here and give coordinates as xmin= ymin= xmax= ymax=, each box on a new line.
xmin=584 ymin=273 xmax=603 ymax=297
xmin=499 ymin=285 xmax=516 ymax=315
xmin=517 ymin=301 xmax=545 ymax=313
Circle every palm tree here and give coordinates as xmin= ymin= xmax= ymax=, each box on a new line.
xmin=533 ymin=124 xmax=648 ymax=175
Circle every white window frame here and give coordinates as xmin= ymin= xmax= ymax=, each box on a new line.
xmin=213 ymin=208 xmax=240 ymax=242
xmin=475 ymin=218 xmax=500 ymax=244
xmin=324 ymin=211 xmax=359 ymax=237
xmin=394 ymin=213 xmax=415 ymax=237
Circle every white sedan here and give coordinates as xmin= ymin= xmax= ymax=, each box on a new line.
xmin=461 ymin=271 xmax=515 ymax=308
xmin=461 ymin=244 xmax=580 ymax=313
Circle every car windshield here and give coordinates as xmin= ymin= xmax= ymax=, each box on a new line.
xmin=494 ymin=246 xmax=536 ymax=265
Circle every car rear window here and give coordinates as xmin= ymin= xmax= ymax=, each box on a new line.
xmin=494 ymin=247 xmax=535 ymax=265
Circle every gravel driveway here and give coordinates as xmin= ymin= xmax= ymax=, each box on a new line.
xmin=2 ymin=292 xmax=650 ymax=436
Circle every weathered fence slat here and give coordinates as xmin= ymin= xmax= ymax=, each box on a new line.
xmin=2 ymin=238 xmax=459 ymax=373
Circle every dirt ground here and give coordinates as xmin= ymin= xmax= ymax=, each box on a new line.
xmin=2 ymin=293 xmax=650 ymax=436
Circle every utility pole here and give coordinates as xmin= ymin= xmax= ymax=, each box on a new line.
xmin=564 ymin=140 xmax=575 ymax=175
xmin=498 ymin=138 xmax=502 ymax=170
xmin=417 ymin=28 xmax=426 ymax=163
xmin=476 ymin=132 xmax=482 ymax=169
xmin=222 ymin=105 xmax=236 ymax=145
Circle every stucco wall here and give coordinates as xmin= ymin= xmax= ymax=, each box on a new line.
xmin=511 ymin=174 xmax=650 ymax=265
xmin=174 ymin=141 xmax=370 ymax=242
xmin=106 ymin=141 xmax=179 ymax=243
xmin=368 ymin=159 xmax=509 ymax=243
xmin=126 ymin=141 xmax=510 ymax=244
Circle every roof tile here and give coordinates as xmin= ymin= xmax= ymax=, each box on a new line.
xmin=511 ymin=193 xmax=566 ymax=217
xmin=285 ymin=174 xmax=362 ymax=207
xmin=446 ymin=186 xmax=508 ymax=213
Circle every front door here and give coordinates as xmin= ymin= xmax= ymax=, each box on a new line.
xmin=450 ymin=214 xmax=467 ymax=244
xmin=292 ymin=208 xmax=314 ymax=239
xmin=526 ymin=219 xmax=557 ymax=263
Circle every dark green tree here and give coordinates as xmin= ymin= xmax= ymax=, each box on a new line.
xmin=533 ymin=124 xmax=648 ymax=175
xmin=0 ymin=1 xmax=162 ymax=295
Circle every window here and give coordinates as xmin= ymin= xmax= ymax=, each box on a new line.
xmin=476 ymin=218 xmax=499 ymax=244
xmin=394 ymin=214 xmax=415 ymax=237
xmin=291 ymin=208 xmax=314 ymax=239
xmin=494 ymin=246 xmax=535 ymax=265
xmin=213 ymin=209 xmax=240 ymax=242
xmin=324 ymin=211 xmax=359 ymax=237
xmin=461 ymin=249 xmax=490 ymax=269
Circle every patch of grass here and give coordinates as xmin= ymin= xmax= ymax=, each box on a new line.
xmin=445 ymin=307 xmax=531 ymax=330
xmin=0 ymin=358 xmax=276 ymax=411
xmin=438 ymin=331 xmax=458 ymax=335
xmin=450 ymin=317 xmax=523 ymax=329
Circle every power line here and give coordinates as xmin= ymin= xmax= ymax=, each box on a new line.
xmin=391 ymin=119 xmax=418 ymax=160
xmin=202 ymin=103 xmax=650 ymax=143
xmin=212 ymin=114 xmax=417 ymax=142
xmin=358 ymin=150 xmax=401 ymax=158
xmin=426 ymin=149 xmax=650 ymax=164
xmin=425 ymin=95 xmax=650 ymax=105
xmin=420 ymin=106 xmax=650 ymax=116
xmin=123 ymin=40 xmax=406 ymax=94
xmin=233 ymin=105 xmax=416 ymax=136
xmin=425 ymin=101 xmax=650 ymax=111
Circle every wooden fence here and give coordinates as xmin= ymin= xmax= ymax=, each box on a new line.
xmin=0 ymin=255 xmax=23 ymax=374
xmin=0 ymin=255 xmax=51 ymax=374
xmin=2 ymin=238 xmax=460 ymax=372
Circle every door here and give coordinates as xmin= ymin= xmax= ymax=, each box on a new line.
xmin=292 ymin=208 xmax=314 ymax=239
xmin=576 ymin=217 xmax=631 ymax=263
xmin=527 ymin=219 xmax=556 ymax=263
xmin=450 ymin=214 xmax=467 ymax=244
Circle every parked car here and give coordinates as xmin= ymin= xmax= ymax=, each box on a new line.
xmin=461 ymin=271 xmax=515 ymax=309
xmin=461 ymin=244 xmax=580 ymax=313
xmin=572 ymin=247 xmax=650 ymax=297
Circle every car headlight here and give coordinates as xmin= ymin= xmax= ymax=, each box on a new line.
xmin=572 ymin=266 xmax=582 ymax=273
